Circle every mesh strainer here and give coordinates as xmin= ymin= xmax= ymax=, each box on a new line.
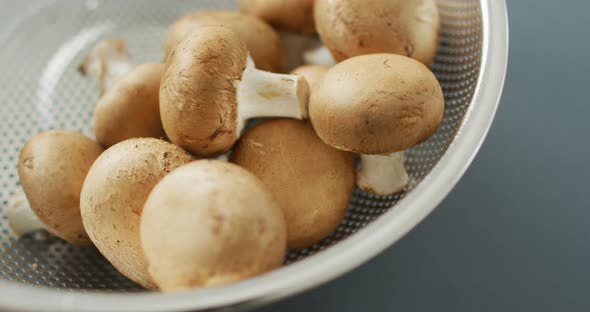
xmin=0 ymin=0 xmax=508 ymax=311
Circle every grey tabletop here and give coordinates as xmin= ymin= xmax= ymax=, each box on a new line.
xmin=259 ymin=1 xmax=590 ymax=311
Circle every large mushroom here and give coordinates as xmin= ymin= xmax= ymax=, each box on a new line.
xmin=314 ymin=0 xmax=440 ymax=65
xmin=141 ymin=160 xmax=287 ymax=292
xmin=160 ymin=26 xmax=310 ymax=157
xmin=93 ymin=63 xmax=166 ymax=148
xmin=13 ymin=130 xmax=104 ymax=244
xmin=231 ymin=119 xmax=355 ymax=249
xmin=163 ymin=11 xmax=286 ymax=73
xmin=310 ymin=54 xmax=444 ymax=195
xmin=79 ymin=39 xmax=134 ymax=94
xmin=238 ymin=0 xmax=316 ymax=34
xmin=80 ymin=138 xmax=194 ymax=289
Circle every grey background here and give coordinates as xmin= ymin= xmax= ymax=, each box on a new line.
xmin=260 ymin=1 xmax=590 ymax=311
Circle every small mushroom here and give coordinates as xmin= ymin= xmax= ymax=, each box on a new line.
xmin=163 ymin=11 xmax=286 ymax=73
xmin=141 ymin=160 xmax=287 ymax=292
xmin=15 ymin=130 xmax=104 ymax=244
xmin=160 ymin=26 xmax=310 ymax=157
xmin=314 ymin=0 xmax=440 ymax=65
xmin=231 ymin=119 xmax=354 ymax=249
xmin=310 ymin=54 xmax=444 ymax=195
xmin=80 ymin=138 xmax=194 ymax=289
xmin=93 ymin=63 xmax=166 ymax=148
xmin=238 ymin=0 xmax=316 ymax=34
xmin=290 ymin=64 xmax=330 ymax=92
xmin=79 ymin=39 xmax=134 ymax=94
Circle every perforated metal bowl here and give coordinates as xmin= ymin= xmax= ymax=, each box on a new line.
xmin=0 ymin=0 xmax=508 ymax=311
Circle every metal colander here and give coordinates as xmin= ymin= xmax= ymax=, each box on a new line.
xmin=0 ymin=0 xmax=508 ymax=311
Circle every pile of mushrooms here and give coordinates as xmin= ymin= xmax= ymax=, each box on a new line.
xmin=9 ymin=0 xmax=445 ymax=292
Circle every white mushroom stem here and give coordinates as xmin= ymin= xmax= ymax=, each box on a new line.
xmin=79 ymin=39 xmax=134 ymax=94
xmin=7 ymin=188 xmax=45 ymax=237
xmin=235 ymin=56 xmax=310 ymax=134
xmin=304 ymin=45 xmax=336 ymax=66
xmin=357 ymin=152 xmax=410 ymax=195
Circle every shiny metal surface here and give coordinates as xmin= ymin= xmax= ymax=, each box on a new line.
xmin=0 ymin=0 xmax=508 ymax=310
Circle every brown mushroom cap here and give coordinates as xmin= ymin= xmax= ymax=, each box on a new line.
xmin=231 ymin=119 xmax=355 ymax=249
xmin=310 ymin=54 xmax=444 ymax=155
xmin=314 ymin=0 xmax=440 ymax=65
xmin=80 ymin=138 xmax=194 ymax=289
xmin=163 ymin=11 xmax=285 ymax=72
xmin=93 ymin=63 xmax=165 ymax=148
xmin=141 ymin=160 xmax=287 ymax=292
xmin=18 ymin=130 xmax=104 ymax=245
xmin=239 ymin=0 xmax=316 ymax=34
xmin=290 ymin=64 xmax=330 ymax=92
xmin=160 ymin=27 xmax=247 ymax=157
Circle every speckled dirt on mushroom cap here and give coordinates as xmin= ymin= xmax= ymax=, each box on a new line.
xmin=160 ymin=27 xmax=248 ymax=157
xmin=141 ymin=160 xmax=287 ymax=292
xmin=80 ymin=138 xmax=194 ymax=289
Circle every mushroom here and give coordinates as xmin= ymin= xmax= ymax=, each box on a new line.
xmin=80 ymin=40 xmax=165 ymax=148
xmin=238 ymin=0 xmax=316 ymax=34
xmin=141 ymin=160 xmax=287 ymax=292
xmin=163 ymin=11 xmax=286 ymax=73
xmin=93 ymin=63 xmax=166 ymax=148
xmin=231 ymin=119 xmax=354 ymax=249
xmin=14 ymin=130 xmax=104 ymax=244
xmin=79 ymin=39 xmax=134 ymax=94
xmin=314 ymin=0 xmax=440 ymax=65
xmin=160 ymin=26 xmax=310 ymax=157
xmin=310 ymin=54 xmax=444 ymax=195
xmin=290 ymin=64 xmax=330 ymax=92
xmin=80 ymin=138 xmax=194 ymax=289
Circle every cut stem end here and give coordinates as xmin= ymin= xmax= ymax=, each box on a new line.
xmin=236 ymin=56 xmax=310 ymax=134
xmin=357 ymin=152 xmax=410 ymax=196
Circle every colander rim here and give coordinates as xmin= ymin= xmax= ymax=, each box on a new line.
xmin=0 ymin=0 xmax=509 ymax=311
